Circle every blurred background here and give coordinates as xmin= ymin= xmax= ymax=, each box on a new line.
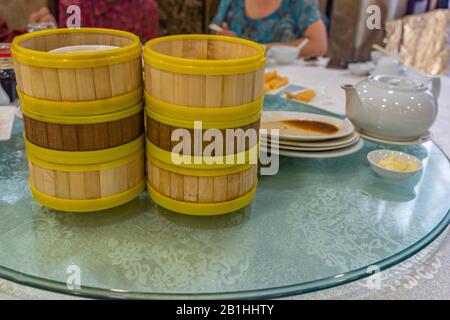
xmin=0 ymin=0 xmax=448 ymax=74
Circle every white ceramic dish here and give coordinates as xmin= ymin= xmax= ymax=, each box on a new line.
xmin=260 ymin=139 xmax=364 ymax=159
xmin=260 ymin=111 xmax=355 ymax=142
xmin=269 ymin=46 xmax=298 ymax=65
xmin=367 ymin=150 xmax=422 ymax=180
xmin=343 ymin=74 xmax=440 ymax=141
xmin=262 ymin=131 xmax=359 ymax=148
xmin=348 ymin=62 xmax=374 ymax=76
xmin=359 ymin=130 xmax=431 ymax=146
xmin=49 ymin=45 xmax=120 ymax=53
xmin=261 ymin=135 xmax=360 ymax=152
xmin=373 ymin=57 xmax=401 ymax=76
xmin=267 ymin=84 xmax=342 ymax=117
xmin=370 ymin=50 xmax=384 ymax=64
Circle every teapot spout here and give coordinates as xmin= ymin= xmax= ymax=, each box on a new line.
xmin=341 ymin=84 xmax=363 ymax=125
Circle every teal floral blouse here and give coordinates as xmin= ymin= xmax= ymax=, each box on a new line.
xmin=211 ymin=0 xmax=322 ymax=44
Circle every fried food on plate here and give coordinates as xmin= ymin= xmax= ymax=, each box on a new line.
xmin=264 ymin=71 xmax=289 ymax=92
xmin=286 ymin=89 xmax=316 ymax=103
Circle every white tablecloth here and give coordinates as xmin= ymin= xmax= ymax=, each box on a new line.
xmin=1 ymin=62 xmax=449 ymax=300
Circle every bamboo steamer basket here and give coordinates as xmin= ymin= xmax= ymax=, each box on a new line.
xmin=26 ymin=136 xmax=146 ymax=212
xmin=144 ymin=34 xmax=266 ymax=108
xmin=143 ymin=35 xmax=265 ymax=215
xmin=145 ymin=92 xmax=261 ymax=156
xmin=20 ymin=89 xmax=144 ymax=151
xmin=12 ymin=28 xmax=142 ymax=101
xmin=146 ymin=139 xmax=258 ymax=216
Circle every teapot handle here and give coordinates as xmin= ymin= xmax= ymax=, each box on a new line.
xmin=430 ymin=77 xmax=441 ymax=100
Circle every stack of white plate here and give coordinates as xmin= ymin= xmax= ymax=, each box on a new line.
xmin=260 ymin=111 xmax=364 ymax=158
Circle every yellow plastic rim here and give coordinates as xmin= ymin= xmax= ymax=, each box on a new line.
xmin=18 ymin=88 xmax=142 ymax=116
xmin=145 ymin=92 xmax=263 ymax=128
xmin=147 ymin=154 xmax=251 ymax=177
xmin=147 ymin=139 xmax=259 ymax=170
xmin=12 ymin=28 xmax=142 ymax=68
xmin=144 ymin=34 xmax=266 ymax=75
xmin=22 ymin=102 xmax=143 ymax=125
xmin=146 ymin=107 xmax=261 ymax=130
xmin=26 ymin=135 xmax=144 ymax=166
xmin=28 ymin=148 xmax=143 ymax=172
xmin=148 ymin=183 xmax=257 ymax=216
xmin=30 ymin=179 xmax=146 ymax=213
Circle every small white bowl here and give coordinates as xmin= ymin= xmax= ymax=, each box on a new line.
xmin=348 ymin=62 xmax=374 ymax=76
xmin=367 ymin=150 xmax=422 ymax=180
xmin=269 ymin=46 xmax=299 ymax=65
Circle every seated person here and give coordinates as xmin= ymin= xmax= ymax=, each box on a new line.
xmin=212 ymin=0 xmax=328 ymax=57
xmin=31 ymin=0 xmax=160 ymax=43
xmin=59 ymin=0 xmax=160 ymax=43
xmin=1 ymin=7 xmax=55 ymax=42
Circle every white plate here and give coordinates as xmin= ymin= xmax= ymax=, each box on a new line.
xmin=348 ymin=62 xmax=374 ymax=76
xmin=274 ymin=83 xmax=344 ymax=117
xmin=260 ymin=111 xmax=355 ymax=142
xmin=261 ymin=131 xmax=359 ymax=148
xmin=358 ymin=130 xmax=431 ymax=146
xmin=261 ymin=136 xmax=360 ymax=152
xmin=49 ymin=45 xmax=119 ymax=53
xmin=260 ymin=139 xmax=364 ymax=159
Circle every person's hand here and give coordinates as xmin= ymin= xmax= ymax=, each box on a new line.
xmin=216 ymin=23 xmax=237 ymax=37
xmin=29 ymin=7 xmax=56 ymax=24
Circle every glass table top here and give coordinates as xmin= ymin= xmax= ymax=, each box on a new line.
xmin=0 ymin=100 xmax=449 ymax=299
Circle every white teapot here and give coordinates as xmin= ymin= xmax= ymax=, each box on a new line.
xmin=342 ymin=75 xmax=440 ymax=141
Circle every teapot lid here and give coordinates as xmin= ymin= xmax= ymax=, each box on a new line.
xmin=368 ymin=75 xmax=426 ymax=91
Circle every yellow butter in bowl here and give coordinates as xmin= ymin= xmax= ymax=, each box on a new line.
xmin=368 ymin=150 xmax=422 ymax=180
xmin=378 ymin=154 xmax=417 ymax=171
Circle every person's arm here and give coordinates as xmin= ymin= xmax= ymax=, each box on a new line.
xmin=29 ymin=7 xmax=56 ymax=25
xmin=265 ymin=19 xmax=328 ymax=57
xmin=0 ymin=17 xmax=25 ymax=42
xmin=211 ymin=0 xmax=236 ymax=36
xmin=215 ymin=22 xmax=237 ymax=37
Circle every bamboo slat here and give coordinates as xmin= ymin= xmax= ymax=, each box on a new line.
xmin=58 ymin=69 xmax=79 ymax=101
xmin=183 ymin=176 xmax=199 ymax=203
xmin=159 ymin=168 xmax=171 ymax=197
xmin=76 ymin=69 xmax=96 ymax=100
xmin=198 ymin=176 xmax=214 ymax=203
xmin=46 ymin=123 xmax=63 ymax=150
xmin=93 ymin=66 xmax=113 ymax=100
xmin=170 ymin=173 xmax=184 ymax=201
xmin=205 ymin=75 xmax=223 ymax=108
xmin=28 ymin=66 xmax=46 ymax=99
xmin=100 ymin=168 xmax=116 ymax=198
xmin=188 ymin=75 xmax=206 ymax=107
xmin=213 ymin=176 xmax=228 ymax=203
xmin=42 ymin=68 xmax=62 ymax=101
xmin=68 ymin=172 xmax=86 ymax=200
xmin=54 ymin=171 xmax=71 ymax=199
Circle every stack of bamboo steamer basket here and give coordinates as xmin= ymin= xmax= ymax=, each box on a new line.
xmin=12 ymin=28 xmax=145 ymax=212
xmin=144 ymin=35 xmax=266 ymax=216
